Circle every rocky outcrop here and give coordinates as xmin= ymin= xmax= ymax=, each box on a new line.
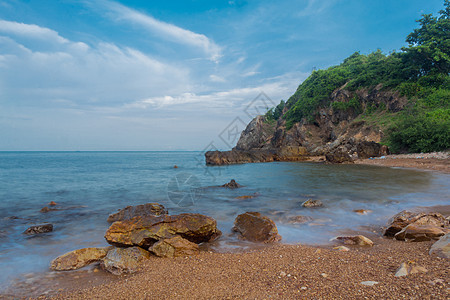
xmin=104 ymin=213 xmax=221 ymax=248
xmin=232 ymin=212 xmax=281 ymax=243
xmin=325 ymin=148 xmax=353 ymax=163
xmin=107 ymin=203 xmax=168 ymax=223
xmin=204 ymin=85 xmax=405 ymax=165
xmin=150 ymin=236 xmax=200 ymax=258
xmin=221 ymin=179 xmax=242 ymax=189
xmin=429 ymin=233 xmax=450 ymax=259
xmin=23 ymin=224 xmax=53 ymax=235
xmin=50 ymin=247 xmax=110 ymax=271
xmin=394 ymin=224 xmax=448 ymax=242
xmin=101 ymin=247 xmax=151 ymax=275
xmin=384 ymin=211 xmax=448 ymax=237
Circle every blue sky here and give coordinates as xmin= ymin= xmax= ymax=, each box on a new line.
xmin=0 ymin=0 xmax=444 ymax=150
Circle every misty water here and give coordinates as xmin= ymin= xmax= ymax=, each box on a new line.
xmin=0 ymin=151 xmax=449 ymax=291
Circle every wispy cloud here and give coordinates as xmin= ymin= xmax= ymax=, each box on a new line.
xmin=0 ymin=19 xmax=69 ymax=44
xmin=297 ymin=0 xmax=336 ymax=17
xmin=88 ymin=0 xmax=222 ymax=62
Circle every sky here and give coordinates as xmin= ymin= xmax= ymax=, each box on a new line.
xmin=0 ymin=0 xmax=445 ymax=151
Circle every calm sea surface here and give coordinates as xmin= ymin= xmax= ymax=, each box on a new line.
xmin=0 ymin=151 xmax=449 ymax=290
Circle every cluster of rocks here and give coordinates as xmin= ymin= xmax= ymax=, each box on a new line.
xmin=50 ymin=187 xmax=283 ymax=275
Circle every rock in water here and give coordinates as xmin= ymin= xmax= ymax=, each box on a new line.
xmin=50 ymin=247 xmax=110 ymax=271
xmin=150 ymin=236 xmax=200 ymax=258
xmin=221 ymin=179 xmax=242 ymax=189
xmin=105 ymin=213 xmax=221 ymax=248
xmin=394 ymin=224 xmax=447 ymax=242
xmin=301 ymin=199 xmax=323 ymax=208
xmin=384 ymin=211 xmax=448 ymax=237
xmin=336 ymin=235 xmax=374 ymax=246
xmin=287 ymin=215 xmax=313 ymax=224
xmin=107 ymin=203 xmax=168 ymax=223
xmin=429 ymin=233 xmax=450 ymax=259
xmin=395 ymin=262 xmax=428 ymax=277
xmin=23 ymin=224 xmax=53 ymax=235
xmin=232 ymin=212 xmax=281 ymax=243
xmin=101 ymin=247 xmax=150 ymax=275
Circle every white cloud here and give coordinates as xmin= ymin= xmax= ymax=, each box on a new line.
xmin=0 ymin=20 xmax=69 ymax=44
xmin=89 ymin=0 xmax=222 ymax=62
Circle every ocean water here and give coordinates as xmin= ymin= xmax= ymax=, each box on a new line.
xmin=0 ymin=151 xmax=449 ymax=290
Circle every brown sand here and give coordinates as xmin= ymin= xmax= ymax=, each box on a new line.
xmin=31 ymin=237 xmax=449 ymax=300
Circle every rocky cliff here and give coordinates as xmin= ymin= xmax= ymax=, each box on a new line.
xmin=205 ymin=84 xmax=402 ymax=165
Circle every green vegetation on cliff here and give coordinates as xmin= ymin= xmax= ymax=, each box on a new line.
xmin=275 ymin=1 xmax=450 ymax=153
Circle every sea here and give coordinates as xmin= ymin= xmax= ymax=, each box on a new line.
xmin=0 ymin=151 xmax=449 ymax=291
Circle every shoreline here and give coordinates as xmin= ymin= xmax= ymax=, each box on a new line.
xmin=2 ymin=156 xmax=449 ymax=299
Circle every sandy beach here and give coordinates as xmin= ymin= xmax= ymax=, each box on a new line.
xmin=2 ymin=154 xmax=449 ymax=300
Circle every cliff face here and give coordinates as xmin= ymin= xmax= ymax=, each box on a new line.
xmin=205 ymin=85 xmax=405 ymax=165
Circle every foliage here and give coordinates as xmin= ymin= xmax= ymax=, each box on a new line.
xmin=265 ymin=100 xmax=285 ymax=123
xmin=276 ymin=1 xmax=450 ymax=152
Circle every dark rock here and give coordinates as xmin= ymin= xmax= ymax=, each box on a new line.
xmin=336 ymin=235 xmax=374 ymax=246
xmin=232 ymin=212 xmax=281 ymax=243
xmin=101 ymin=247 xmax=150 ymax=275
xmin=325 ymin=148 xmax=353 ymax=163
xmin=394 ymin=224 xmax=448 ymax=242
xmin=301 ymin=199 xmax=323 ymax=208
xmin=107 ymin=203 xmax=168 ymax=223
xmin=23 ymin=224 xmax=53 ymax=235
xmin=51 ymin=247 xmax=110 ymax=271
xmin=356 ymin=141 xmax=382 ymax=159
xmin=384 ymin=211 xmax=448 ymax=237
xmin=105 ymin=213 xmax=221 ymax=248
xmin=150 ymin=236 xmax=200 ymax=258
xmin=221 ymin=179 xmax=242 ymax=189
xmin=40 ymin=206 xmax=59 ymax=213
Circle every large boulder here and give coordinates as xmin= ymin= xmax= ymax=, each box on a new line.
xmin=232 ymin=212 xmax=281 ymax=243
xmin=325 ymin=148 xmax=353 ymax=163
xmin=394 ymin=224 xmax=448 ymax=242
xmin=429 ymin=233 xmax=450 ymax=259
xmin=384 ymin=211 xmax=448 ymax=237
xmin=101 ymin=247 xmax=151 ymax=275
xmin=23 ymin=224 xmax=53 ymax=235
xmin=107 ymin=203 xmax=168 ymax=223
xmin=50 ymin=247 xmax=110 ymax=271
xmin=150 ymin=236 xmax=200 ymax=258
xmin=105 ymin=213 xmax=221 ymax=248
xmin=356 ymin=141 xmax=382 ymax=159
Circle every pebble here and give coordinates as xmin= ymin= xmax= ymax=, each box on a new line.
xmin=361 ymin=281 xmax=379 ymax=286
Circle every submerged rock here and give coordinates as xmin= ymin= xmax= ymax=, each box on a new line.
xmin=287 ymin=215 xmax=313 ymax=224
xmin=301 ymin=199 xmax=323 ymax=208
xmin=384 ymin=211 xmax=448 ymax=237
xmin=48 ymin=201 xmax=58 ymax=206
xmin=105 ymin=213 xmax=221 ymax=248
xmin=107 ymin=203 xmax=168 ymax=223
xmin=101 ymin=247 xmax=150 ymax=275
xmin=40 ymin=206 xmax=59 ymax=213
xmin=429 ymin=233 xmax=450 ymax=259
xmin=51 ymin=247 xmax=110 ymax=271
xmin=394 ymin=224 xmax=447 ymax=242
xmin=232 ymin=212 xmax=281 ymax=243
xmin=353 ymin=209 xmax=372 ymax=215
xmin=23 ymin=224 xmax=53 ymax=235
xmin=336 ymin=235 xmax=373 ymax=246
xmin=150 ymin=236 xmax=200 ymax=258
xmin=221 ymin=179 xmax=242 ymax=189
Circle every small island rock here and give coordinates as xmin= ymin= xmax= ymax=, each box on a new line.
xmin=23 ymin=224 xmax=53 ymax=235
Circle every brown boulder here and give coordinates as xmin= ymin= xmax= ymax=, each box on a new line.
xmin=325 ymin=148 xmax=353 ymax=163
xmin=150 ymin=236 xmax=200 ymax=258
xmin=336 ymin=235 xmax=374 ymax=246
xmin=101 ymin=247 xmax=150 ymax=275
xmin=107 ymin=203 xmax=168 ymax=223
xmin=356 ymin=141 xmax=382 ymax=159
xmin=232 ymin=212 xmax=281 ymax=243
xmin=384 ymin=211 xmax=448 ymax=237
xmin=105 ymin=213 xmax=221 ymax=248
xmin=48 ymin=201 xmax=58 ymax=206
xmin=50 ymin=247 xmax=110 ymax=271
xmin=394 ymin=224 xmax=448 ymax=242
xmin=23 ymin=224 xmax=53 ymax=235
